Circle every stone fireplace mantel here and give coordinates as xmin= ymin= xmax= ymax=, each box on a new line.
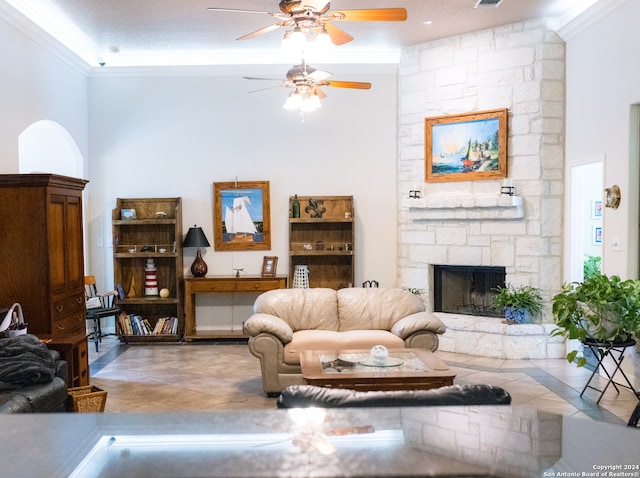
xmin=403 ymin=195 xmax=523 ymax=220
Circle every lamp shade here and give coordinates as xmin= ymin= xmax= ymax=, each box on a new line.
xmin=183 ymin=226 xmax=210 ymax=248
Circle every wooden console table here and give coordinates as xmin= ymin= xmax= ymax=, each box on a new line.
xmin=183 ymin=275 xmax=287 ymax=340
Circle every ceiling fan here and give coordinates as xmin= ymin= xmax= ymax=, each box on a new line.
xmin=208 ymin=1 xmax=407 ymax=47
xmin=244 ymin=61 xmax=371 ymax=112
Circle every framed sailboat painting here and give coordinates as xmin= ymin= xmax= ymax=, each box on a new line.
xmin=213 ymin=180 xmax=271 ymax=251
xmin=424 ymin=108 xmax=508 ymax=183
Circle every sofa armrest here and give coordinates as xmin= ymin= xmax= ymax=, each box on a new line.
xmin=244 ymin=314 xmax=294 ymax=344
xmin=391 ymin=311 xmax=446 ymax=339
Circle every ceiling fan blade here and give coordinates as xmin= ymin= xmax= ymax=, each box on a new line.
xmin=243 ymin=76 xmax=282 ymax=81
xmin=323 ymin=23 xmax=354 ymax=45
xmin=325 ymin=80 xmax=371 ymax=89
xmin=237 ymin=22 xmax=287 ymax=41
xmin=308 ymin=68 xmax=332 ymax=82
xmin=247 ymin=85 xmax=284 ymax=93
xmin=303 ymin=1 xmax=330 ymax=12
xmin=329 ymin=8 xmax=408 ymax=22
xmin=207 ymin=7 xmax=277 ymax=15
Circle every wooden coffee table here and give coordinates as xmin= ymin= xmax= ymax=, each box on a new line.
xmin=299 ymin=348 xmax=456 ymax=392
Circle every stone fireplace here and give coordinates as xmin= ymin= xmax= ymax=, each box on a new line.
xmin=395 ymin=20 xmax=567 ymax=359
xmin=433 ymin=265 xmax=505 ymax=318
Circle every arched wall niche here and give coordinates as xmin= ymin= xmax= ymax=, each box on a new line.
xmin=18 ymin=120 xmax=83 ymax=177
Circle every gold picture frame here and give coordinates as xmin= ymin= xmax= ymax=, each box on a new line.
xmin=213 ymin=181 xmax=271 ymax=251
xmin=261 ymin=256 xmax=278 ymax=277
xmin=425 ymin=108 xmax=508 ymax=183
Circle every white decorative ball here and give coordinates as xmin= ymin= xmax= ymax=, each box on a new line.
xmin=159 ymin=288 xmax=170 ymax=298
xmin=370 ymin=345 xmax=389 ymax=365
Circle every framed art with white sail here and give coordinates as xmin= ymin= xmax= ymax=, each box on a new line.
xmin=213 ymin=181 xmax=271 ymax=251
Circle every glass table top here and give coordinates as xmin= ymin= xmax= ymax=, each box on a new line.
xmin=318 ymin=351 xmax=431 ymax=374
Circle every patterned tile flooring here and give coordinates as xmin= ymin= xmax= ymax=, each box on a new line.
xmin=89 ymin=336 xmax=640 ymax=426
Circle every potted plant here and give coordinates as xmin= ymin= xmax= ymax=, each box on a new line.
xmin=583 ymin=254 xmax=601 ymax=280
xmin=551 ymin=274 xmax=640 ymax=366
xmin=492 ymin=284 xmax=543 ymax=324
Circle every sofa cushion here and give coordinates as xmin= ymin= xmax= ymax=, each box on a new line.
xmin=253 ymin=288 xmax=339 ymax=332
xmin=284 ymin=329 xmax=405 ymax=365
xmin=337 ymin=288 xmax=425 ymax=331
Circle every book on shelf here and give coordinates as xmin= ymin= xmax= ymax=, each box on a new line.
xmin=118 ymin=314 xmax=178 ymax=336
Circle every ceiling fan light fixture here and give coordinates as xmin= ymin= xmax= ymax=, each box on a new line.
xmin=300 ymin=91 xmax=321 ymax=112
xmin=283 ymin=91 xmax=303 ymax=110
xmin=309 ymin=92 xmax=322 ymax=109
xmin=290 ymin=28 xmax=306 ymax=49
xmin=315 ymin=28 xmax=334 ymax=51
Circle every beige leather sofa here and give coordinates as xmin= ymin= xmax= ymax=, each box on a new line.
xmin=244 ymin=288 xmax=446 ymax=395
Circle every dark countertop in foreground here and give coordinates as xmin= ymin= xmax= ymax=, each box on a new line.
xmin=1 ymin=405 xmax=638 ymax=477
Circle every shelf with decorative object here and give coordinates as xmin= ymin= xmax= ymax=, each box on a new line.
xmin=403 ymin=194 xmax=524 ymax=220
xmin=289 ymin=195 xmax=354 ymax=289
xmin=112 ymin=198 xmax=183 ymax=342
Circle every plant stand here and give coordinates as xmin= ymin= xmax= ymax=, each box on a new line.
xmin=579 ymin=337 xmax=640 ymax=404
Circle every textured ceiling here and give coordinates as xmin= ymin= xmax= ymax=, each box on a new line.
xmin=7 ymin=0 xmax=588 ymax=66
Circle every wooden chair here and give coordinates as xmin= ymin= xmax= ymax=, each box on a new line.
xmin=84 ymin=276 xmax=120 ymax=352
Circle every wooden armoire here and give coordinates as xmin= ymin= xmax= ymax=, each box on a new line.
xmin=0 ymin=174 xmax=90 ymax=386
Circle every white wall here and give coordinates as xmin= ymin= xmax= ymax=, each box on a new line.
xmin=86 ymin=66 xmax=398 ymax=290
xmin=564 ymin=0 xmax=640 ymax=279
xmin=0 ymin=8 xmax=88 ymax=173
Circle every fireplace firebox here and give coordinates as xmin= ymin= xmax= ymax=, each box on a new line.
xmin=433 ymin=265 xmax=506 ymax=318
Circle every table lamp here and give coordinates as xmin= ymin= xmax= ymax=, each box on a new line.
xmin=183 ymin=225 xmax=211 ymax=277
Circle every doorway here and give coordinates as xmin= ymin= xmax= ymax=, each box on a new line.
xmin=569 ymin=158 xmax=603 ymax=283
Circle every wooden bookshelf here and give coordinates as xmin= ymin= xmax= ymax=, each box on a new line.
xmin=112 ymin=198 xmax=183 ymax=342
xmin=289 ymin=195 xmax=354 ymax=289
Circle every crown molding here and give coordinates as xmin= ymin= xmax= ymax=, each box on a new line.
xmin=554 ymin=0 xmax=628 ymax=41
xmin=0 ymin=2 xmax=91 ymax=75
xmin=87 ymin=62 xmax=399 ymax=79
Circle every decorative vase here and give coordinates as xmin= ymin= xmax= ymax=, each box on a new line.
xmin=293 ymin=265 xmax=309 ymax=288
xmin=505 ymin=307 xmax=532 ymax=324
xmin=191 ymin=249 xmax=208 ymax=277
xmin=292 ymin=194 xmax=301 ymax=219
xmin=579 ymin=303 xmax=620 ymax=340
xmin=144 ymin=259 xmax=159 ymax=296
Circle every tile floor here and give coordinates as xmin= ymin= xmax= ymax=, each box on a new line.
xmin=88 ymin=335 xmax=640 ymax=426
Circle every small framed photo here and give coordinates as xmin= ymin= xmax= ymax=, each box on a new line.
xmin=261 ymin=256 xmax=278 ymax=277
xmin=121 ymin=208 xmax=137 ymax=220
xmin=592 ymin=200 xmax=603 ymax=219
xmin=593 ymin=226 xmax=603 ymax=245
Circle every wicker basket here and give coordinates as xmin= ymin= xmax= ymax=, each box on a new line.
xmin=66 ymin=385 xmax=107 ymax=413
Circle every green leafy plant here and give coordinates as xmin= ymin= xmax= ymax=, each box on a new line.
xmin=492 ymin=284 xmax=543 ymax=315
xmin=551 ymin=274 xmax=640 ymax=366
xmin=583 ymin=255 xmax=601 ymax=280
